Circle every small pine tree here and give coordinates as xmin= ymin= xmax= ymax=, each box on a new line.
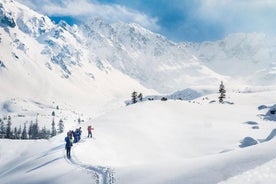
xmin=17 ymin=125 xmax=22 ymax=139
xmin=6 ymin=116 xmax=12 ymax=139
xmin=51 ymin=119 xmax=57 ymax=137
xmin=131 ymin=91 xmax=138 ymax=104
xmin=0 ymin=118 xmax=5 ymax=139
xmin=58 ymin=119 xmax=64 ymax=134
xmin=46 ymin=129 xmax=51 ymax=139
xmin=138 ymin=93 xmax=143 ymax=102
xmin=21 ymin=123 xmax=28 ymax=139
xmin=40 ymin=126 xmax=50 ymax=139
xmin=13 ymin=127 xmax=18 ymax=139
xmin=28 ymin=121 xmax=33 ymax=139
xmin=218 ymin=81 xmax=226 ymax=103
xmin=32 ymin=122 xmax=39 ymax=139
xmin=78 ymin=117 xmax=81 ymax=124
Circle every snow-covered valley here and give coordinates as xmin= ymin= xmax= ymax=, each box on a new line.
xmin=1 ymin=90 xmax=276 ymax=184
xmin=0 ymin=0 xmax=276 ymax=183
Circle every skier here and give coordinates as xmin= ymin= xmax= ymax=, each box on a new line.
xmin=65 ymin=132 xmax=74 ymax=159
xmin=87 ymin=125 xmax=93 ymax=138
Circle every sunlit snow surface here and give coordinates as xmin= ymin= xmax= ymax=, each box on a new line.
xmin=1 ymin=90 xmax=276 ymax=184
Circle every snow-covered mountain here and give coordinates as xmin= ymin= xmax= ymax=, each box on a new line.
xmin=80 ymin=17 xmax=228 ymax=93
xmin=190 ymin=33 xmax=276 ymax=85
xmin=1 ymin=0 xmax=275 ymax=100
xmin=0 ymin=0 xmax=155 ymax=114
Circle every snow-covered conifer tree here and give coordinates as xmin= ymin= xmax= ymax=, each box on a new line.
xmin=6 ymin=116 xmax=12 ymax=138
xmin=58 ymin=119 xmax=64 ymax=133
xmin=28 ymin=121 xmax=33 ymax=139
xmin=21 ymin=123 xmax=28 ymax=139
xmin=51 ymin=119 xmax=57 ymax=137
xmin=17 ymin=125 xmax=22 ymax=139
xmin=138 ymin=93 xmax=143 ymax=102
xmin=13 ymin=127 xmax=18 ymax=139
xmin=32 ymin=122 xmax=39 ymax=139
xmin=218 ymin=81 xmax=226 ymax=103
xmin=0 ymin=118 xmax=5 ymax=139
xmin=131 ymin=91 xmax=138 ymax=104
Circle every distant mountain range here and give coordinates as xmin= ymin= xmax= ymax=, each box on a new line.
xmin=0 ymin=0 xmax=275 ymax=103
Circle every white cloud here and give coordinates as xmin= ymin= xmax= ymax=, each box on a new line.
xmin=196 ymin=0 xmax=276 ymax=34
xmin=17 ymin=0 xmax=160 ymax=31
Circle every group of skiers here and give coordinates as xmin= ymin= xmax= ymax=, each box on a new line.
xmin=65 ymin=125 xmax=94 ymax=159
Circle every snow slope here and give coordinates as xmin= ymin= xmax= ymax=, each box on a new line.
xmin=1 ymin=90 xmax=276 ymax=183
xmin=75 ymin=90 xmax=276 ymax=183
xmin=0 ymin=0 xmax=155 ymax=115
xmin=81 ymin=18 xmax=227 ymax=93
xmin=190 ymin=33 xmax=276 ymax=85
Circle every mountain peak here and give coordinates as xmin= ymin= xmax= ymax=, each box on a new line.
xmin=0 ymin=2 xmax=16 ymax=28
xmin=1 ymin=0 xmax=53 ymax=37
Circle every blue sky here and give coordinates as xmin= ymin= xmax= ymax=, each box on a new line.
xmin=18 ymin=0 xmax=276 ymax=42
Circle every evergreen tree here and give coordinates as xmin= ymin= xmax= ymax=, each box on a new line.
xmin=131 ymin=91 xmax=138 ymax=104
xmin=21 ymin=123 xmax=28 ymax=139
xmin=17 ymin=125 xmax=22 ymax=139
xmin=138 ymin=93 xmax=143 ymax=102
xmin=40 ymin=126 xmax=50 ymax=139
xmin=58 ymin=119 xmax=64 ymax=134
xmin=51 ymin=119 xmax=57 ymax=137
xmin=28 ymin=121 xmax=33 ymax=139
xmin=6 ymin=116 xmax=12 ymax=139
xmin=32 ymin=122 xmax=39 ymax=139
xmin=46 ymin=129 xmax=51 ymax=139
xmin=13 ymin=127 xmax=18 ymax=139
xmin=0 ymin=118 xmax=5 ymax=139
xmin=218 ymin=81 xmax=226 ymax=103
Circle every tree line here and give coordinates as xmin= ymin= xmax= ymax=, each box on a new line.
xmin=0 ymin=112 xmax=64 ymax=140
xmin=130 ymin=81 xmax=227 ymax=105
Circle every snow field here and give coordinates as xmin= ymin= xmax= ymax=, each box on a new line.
xmin=72 ymin=91 xmax=276 ymax=183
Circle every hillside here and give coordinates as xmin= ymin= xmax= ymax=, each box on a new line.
xmin=1 ymin=90 xmax=276 ymax=183
xmin=1 ymin=0 xmax=275 ymax=99
xmin=190 ymin=33 xmax=276 ymax=85
xmin=0 ymin=0 xmax=154 ymax=113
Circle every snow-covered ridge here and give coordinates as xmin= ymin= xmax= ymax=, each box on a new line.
xmin=80 ymin=17 xmax=229 ymax=93
xmin=0 ymin=0 xmax=157 ymax=119
xmin=190 ymin=33 xmax=276 ymax=84
xmin=0 ymin=0 xmax=53 ymax=37
xmin=0 ymin=0 xmax=275 ymax=102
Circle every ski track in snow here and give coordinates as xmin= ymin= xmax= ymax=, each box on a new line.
xmin=0 ymin=139 xmax=115 ymax=184
xmin=65 ymin=139 xmax=115 ymax=184
xmin=0 ymin=144 xmax=64 ymax=178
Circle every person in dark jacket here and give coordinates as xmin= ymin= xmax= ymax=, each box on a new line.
xmin=65 ymin=132 xmax=73 ymax=159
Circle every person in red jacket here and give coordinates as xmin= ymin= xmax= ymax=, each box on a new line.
xmin=87 ymin=125 xmax=94 ymax=138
